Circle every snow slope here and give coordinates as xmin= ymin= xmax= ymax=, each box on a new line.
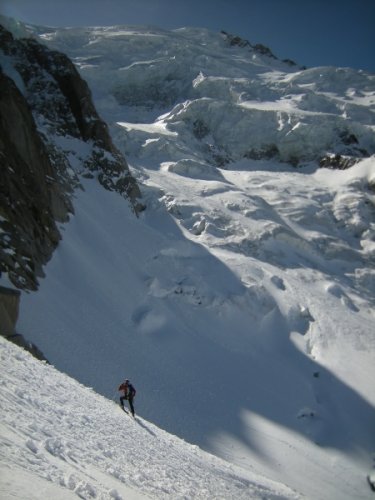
xmin=0 ymin=336 xmax=299 ymax=499
xmin=11 ymin=156 xmax=375 ymax=500
xmin=1 ymin=21 xmax=375 ymax=499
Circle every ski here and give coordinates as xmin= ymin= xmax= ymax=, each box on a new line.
xmin=121 ymin=406 xmax=136 ymax=418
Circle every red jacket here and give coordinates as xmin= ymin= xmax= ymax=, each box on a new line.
xmin=118 ymin=382 xmax=136 ymax=397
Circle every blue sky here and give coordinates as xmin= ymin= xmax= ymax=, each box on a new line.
xmin=1 ymin=0 xmax=374 ymax=71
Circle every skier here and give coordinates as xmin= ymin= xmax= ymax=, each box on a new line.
xmin=118 ymin=379 xmax=136 ymax=416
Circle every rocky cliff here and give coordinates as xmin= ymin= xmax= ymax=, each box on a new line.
xmin=0 ymin=285 xmax=45 ymax=359
xmin=0 ymin=25 xmax=143 ymax=291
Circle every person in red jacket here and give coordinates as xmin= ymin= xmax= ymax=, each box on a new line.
xmin=118 ymin=379 xmax=136 ymax=416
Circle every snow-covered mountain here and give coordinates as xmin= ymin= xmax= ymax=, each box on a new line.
xmin=29 ymin=24 xmax=375 ymax=166
xmin=1 ymin=19 xmax=375 ymax=499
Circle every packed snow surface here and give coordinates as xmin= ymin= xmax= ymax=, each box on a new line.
xmin=0 ymin=337 xmax=299 ymax=499
xmin=2 ymin=22 xmax=375 ymax=499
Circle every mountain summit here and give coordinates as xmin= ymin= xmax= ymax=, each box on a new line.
xmin=25 ymin=23 xmax=375 ymax=167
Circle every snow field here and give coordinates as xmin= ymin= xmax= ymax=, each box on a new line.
xmin=13 ymin=161 xmax=375 ymax=500
xmin=0 ymin=337 xmax=299 ymax=499
xmin=2 ymin=19 xmax=375 ymax=500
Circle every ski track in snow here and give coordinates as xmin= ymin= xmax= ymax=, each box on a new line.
xmin=0 ymin=337 xmax=299 ymax=500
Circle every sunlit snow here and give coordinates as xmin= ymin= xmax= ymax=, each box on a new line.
xmin=0 ymin=337 xmax=298 ymax=499
xmin=1 ymin=22 xmax=375 ymax=500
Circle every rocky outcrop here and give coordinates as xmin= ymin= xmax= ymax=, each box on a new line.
xmin=319 ymin=153 xmax=359 ymax=170
xmin=0 ymin=285 xmax=20 ymax=336
xmin=0 ymin=25 xmax=144 ymax=290
xmin=0 ymin=70 xmax=64 ymax=290
xmin=0 ymin=285 xmax=46 ymax=360
xmin=221 ymin=30 xmax=298 ymax=67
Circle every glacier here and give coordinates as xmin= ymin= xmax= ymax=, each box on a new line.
xmin=1 ymin=21 xmax=375 ymax=500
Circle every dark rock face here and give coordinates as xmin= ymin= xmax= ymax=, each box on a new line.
xmin=0 ymin=285 xmax=20 ymax=336
xmin=0 ymin=25 xmax=143 ymax=291
xmin=221 ymin=31 xmax=252 ymax=49
xmin=0 ymin=70 xmax=63 ymax=290
xmin=0 ymin=285 xmax=47 ymax=360
xmin=221 ymin=30 xmax=298 ymax=67
xmin=319 ymin=154 xmax=359 ymax=170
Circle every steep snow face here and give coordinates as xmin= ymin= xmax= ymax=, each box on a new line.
xmin=3 ymin=22 xmax=375 ymax=500
xmin=0 ymin=337 xmax=299 ymax=499
xmin=31 ymin=25 xmax=375 ymax=165
xmin=13 ymin=159 xmax=375 ymax=500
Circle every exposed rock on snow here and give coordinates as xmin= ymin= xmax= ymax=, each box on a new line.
xmin=0 ymin=25 xmax=143 ymax=290
xmin=0 ymin=285 xmax=20 ymax=335
xmin=319 ymin=153 xmax=359 ymax=170
xmin=0 ymin=71 xmax=66 ymax=290
xmin=220 ymin=30 xmax=295 ymax=66
xmin=0 ymin=285 xmax=46 ymax=360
